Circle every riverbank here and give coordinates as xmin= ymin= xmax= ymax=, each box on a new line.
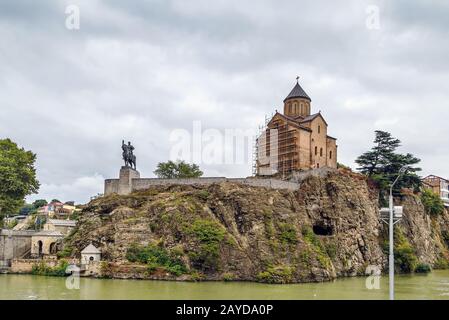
xmin=1 ymin=271 xmax=449 ymax=300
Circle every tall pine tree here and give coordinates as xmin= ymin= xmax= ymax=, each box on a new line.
xmin=356 ymin=131 xmax=422 ymax=199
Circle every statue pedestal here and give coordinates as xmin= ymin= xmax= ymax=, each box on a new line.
xmin=118 ymin=166 xmax=140 ymax=195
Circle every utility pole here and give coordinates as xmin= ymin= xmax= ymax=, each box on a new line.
xmin=380 ymin=165 xmax=408 ymax=301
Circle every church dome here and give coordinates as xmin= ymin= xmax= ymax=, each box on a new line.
xmin=283 ymin=81 xmax=311 ymax=102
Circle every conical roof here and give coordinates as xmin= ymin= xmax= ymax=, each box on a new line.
xmin=284 ymin=81 xmax=311 ymax=102
xmin=81 ymin=244 xmax=101 ymax=254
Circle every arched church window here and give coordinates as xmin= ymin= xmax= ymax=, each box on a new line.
xmin=315 ymin=146 xmax=318 ymax=155
xmin=318 ymin=125 xmax=321 ymax=134
xmin=330 ymin=151 xmax=333 ymax=159
xmin=320 ymin=148 xmax=323 ymax=157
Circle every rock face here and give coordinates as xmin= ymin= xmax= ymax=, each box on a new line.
xmin=65 ymin=170 xmax=449 ymax=283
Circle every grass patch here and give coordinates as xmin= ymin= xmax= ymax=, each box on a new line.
xmin=126 ymin=242 xmax=188 ymax=276
xmin=301 ymin=226 xmax=332 ymax=269
xmin=257 ymin=265 xmax=294 ymax=284
xmin=278 ymin=223 xmax=298 ymax=245
xmin=222 ymin=272 xmax=235 ymax=281
xmin=185 ymin=219 xmax=226 ymax=271
xmin=56 ymin=245 xmax=73 ymax=258
xmin=31 ymin=260 xmax=69 ymax=277
xmin=415 ymin=263 xmax=431 ymax=274
xmin=421 ymin=189 xmax=445 ymax=216
xmin=383 ymin=229 xmax=418 ymax=273
xmin=434 ymin=258 xmax=449 ymax=270
xmin=325 ymin=242 xmax=337 ymax=260
xmin=197 ymin=190 xmax=210 ymax=201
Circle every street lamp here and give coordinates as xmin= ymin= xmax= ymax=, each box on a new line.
xmin=380 ymin=165 xmax=408 ymax=301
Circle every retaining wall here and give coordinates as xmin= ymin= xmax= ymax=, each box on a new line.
xmin=132 ymin=177 xmax=299 ymax=192
xmin=105 ymin=168 xmax=300 ymax=196
xmin=0 ymin=230 xmax=34 ymax=266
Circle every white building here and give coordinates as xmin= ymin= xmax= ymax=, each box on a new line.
xmin=81 ymin=244 xmax=101 ymax=265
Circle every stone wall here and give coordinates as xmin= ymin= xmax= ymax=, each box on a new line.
xmin=10 ymin=257 xmax=79 ymax=273
xmin=104 ymin=179 xmax=119 ymax=195
xmin=132 ymin=177 xmax=299 ymax=192
xmin=105 ymin=167 xmax=300 ymax=196
xmin=10 ymin=258 xmax=58 ymax=273
xmin=0 ymin=230 xmax=34 ymax=266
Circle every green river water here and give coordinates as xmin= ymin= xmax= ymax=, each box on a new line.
xmin=1 ymin=271 xmax=449 ymax=300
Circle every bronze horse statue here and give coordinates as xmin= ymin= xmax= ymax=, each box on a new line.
xmin=122 ymin=140 xmax=137 ymax=170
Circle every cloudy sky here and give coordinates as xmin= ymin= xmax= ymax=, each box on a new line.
xmin=1 ymin=0 xmax=448 ymax=204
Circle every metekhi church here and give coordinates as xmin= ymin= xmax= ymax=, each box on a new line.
xmin=256 ymin=78 xmax=337 ymax=176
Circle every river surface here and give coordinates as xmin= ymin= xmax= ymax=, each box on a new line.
xmin=1 ymin=271 xmax=449 ymax=300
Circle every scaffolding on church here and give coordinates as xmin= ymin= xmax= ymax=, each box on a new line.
xmin=252 ymin=113 xmax=272 ymax=176
xmin=253 ymin=113 xmax=299 ymax=178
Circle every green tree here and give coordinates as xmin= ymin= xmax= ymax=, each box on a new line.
xmin=0 ymin=138 xmax=39 ymax=223
xmin=19 ymin=203 xmax=36 ymax=216
xmin=421 ymin=189 xmax=445 ymax=216
xmin=154 ymin=160 xmax=203 ymax=179
xmin=356 ymin=130 xmax=401 ymax=176
xmin=355 ymin=131 xmax=422 ymax=198
xmin=32 ymin=199 xmax=47 ymax=209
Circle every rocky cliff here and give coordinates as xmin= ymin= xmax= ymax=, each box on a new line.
xmin=64 ymin=169 xmax=449 ymax=283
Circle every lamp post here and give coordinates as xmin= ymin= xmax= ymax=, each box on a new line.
xmin=387 ymin=165 xmax=408 ymax=300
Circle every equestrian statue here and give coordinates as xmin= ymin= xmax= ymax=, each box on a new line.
xmin=122 ymin=140 xmax=137 ymax=170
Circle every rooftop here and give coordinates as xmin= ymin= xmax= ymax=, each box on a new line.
xmin=47 ymin=219 xmax=77 ymax=227
xmin=284 ymin=80 xmax=311 ymax=102
xmin=81 ymin=244 xmax=101 ymax=254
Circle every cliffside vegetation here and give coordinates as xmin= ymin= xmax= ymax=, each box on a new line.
xmin=31 ymin=260 xmax=69 ymax=277
xmin=421 ymin=189 xmax=445 ymax=216
xmin=62 ymin=168 xmax=449 ymax=283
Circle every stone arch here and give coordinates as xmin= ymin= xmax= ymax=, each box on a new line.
xmin=49 ymin=242 xmax=57 ymax=255
xmin=37 ymin=241 xmax=43 ymax=256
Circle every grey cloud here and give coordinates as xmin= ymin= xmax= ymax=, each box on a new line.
xmin=0 ymin=0 xmax=448 ymax=203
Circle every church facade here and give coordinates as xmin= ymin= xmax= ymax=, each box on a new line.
xmin=256 ymin=80 xmax=337 ymax=176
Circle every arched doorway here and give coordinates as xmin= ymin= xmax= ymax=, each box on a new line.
xmin=37 ymin=241 xmax=43 ymax=256
xmin=49 ymin=242 xmax=57 ymax=254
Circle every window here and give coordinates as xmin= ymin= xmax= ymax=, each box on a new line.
xmin=317 ymin=163 xmax=320 ymax=168
xmin=315 ymin=146 xmax=318 ymax=155
xmin=318 ymin=125 xmax=321 ymax=134
xmin=320 ymin=148 xmax=323 ymax=157
xmin=89 ymin=256 xmax=95 ymax=261
xmin=330 ymin=151 xmax=333 ymax=159
xmin=293 ymin=102 xmax=298 ymax=113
